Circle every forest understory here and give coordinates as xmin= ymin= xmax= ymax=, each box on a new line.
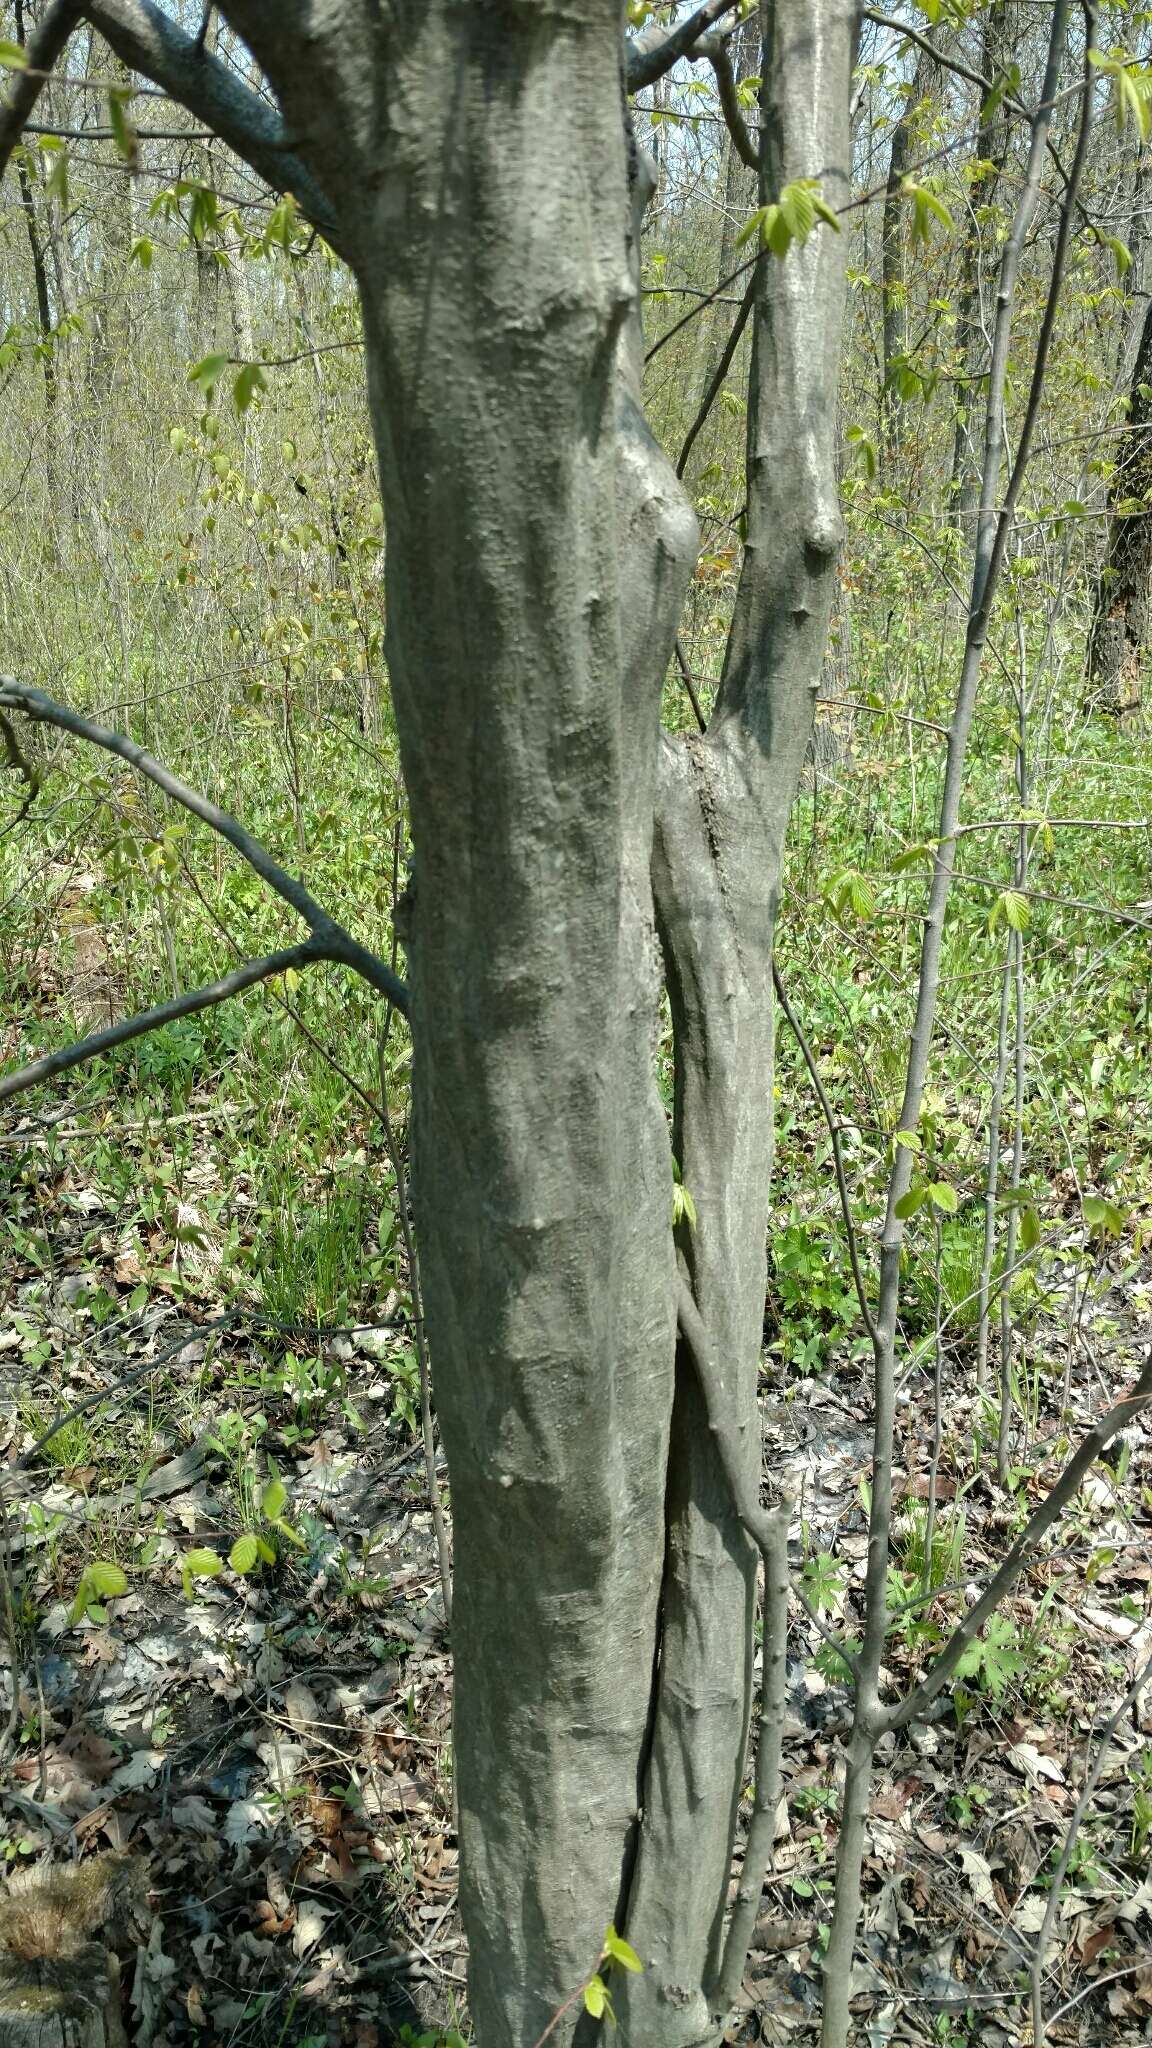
xmin=2 ymin=3 xmax=1152 ymax=2046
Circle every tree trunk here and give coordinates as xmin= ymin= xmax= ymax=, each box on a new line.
xmin=1087 ymin=295 xmax=1152 ymax=722
xmin=0 ymin=1951 xmax=127 ymax=2048
xmin=950 ymin=0 xmax=1011 ymax=534
xmin=82 ymin=3 xmax=853 ymax=2040
xmin=12 ymin=1 xmax=57 ymax=494
xmin=277 ymin=13 xmax=696 ymax=2038
xmin=880 ymin=40 xmax=937 ymax=469
xmin=621 ymin=3 xmax=853 ymax=2036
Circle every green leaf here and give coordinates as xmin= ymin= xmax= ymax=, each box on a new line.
xmin=229 ymin=1534 xmax=260 ymax=1574
xmin=800 ymin=1552 xmax=846 ymax=1614
xmin=846 ymin=423 xmax=876 ymax=478
xmin=256 ymin=1535 xmax=278 ymax=1566
xmin=189 ymin=351 xmax=230 ymax=396
xmin=828 ymin=868 xmax=876 ymax=920
xmin=894 ymin=1129 xmax=921 ymax=1153
xmin=1083 ymin=1195 xmax=1126 ymax=1237
xmin=184 ymin=1547 xmax=223 ymax=1579
xmin=0 ymin=40 xmax=28 ymax=68
xmin=603 ymin=1926 xmax=643 ymax=1974
xmin=107 ymin=89 xmax=137 ymax=163
xmin=583 ymin=1975 xmax=612 ymax=2021
xmin=990 ymin=889 xmax=1030 ymax=935
xmin=87 ymin=1563 xmax=128 ymax=1600
xmin=262 ymin=1475 xmax=287 ymax=1522
xmin=129 ymin=236 xmax=154 ymax=269
xmin=44 ymin=148 xmax=69 ymax=207
xmin=736 ymin=204 xmax=774 ymax=250
xmin=979 ymin=61 xmax=1020 ymax=125
xmin=1097 ymin=230 xmax=1133 ymax=278
xmin=1020 ymin=1205 xmax=1041 ymax=1252
xmin=953 ymin=1614 xmax=1026 ymax=1699
xmin=927 ymin=1181 xmax=959 ymax=1215
xmin=901 ymin=177 xmax=953 ymax=245
xmin=233 ymin=360 xmax=267 ymax=413
xmin=894 ymin=1185 xmax=926 ymax=1219
xmin=890 ymin=842 xmax=934 ymax=872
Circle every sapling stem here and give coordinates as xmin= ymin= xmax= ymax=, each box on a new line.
xmin=819 ymin=13 xmax=1088 ymax=2039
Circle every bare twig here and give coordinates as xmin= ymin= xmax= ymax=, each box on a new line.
xmin=713 ymin=1503 xmax=790 ymax=2012
xmin=773 ymin=965 xmax=878 ymax=1349
xmin=819 ymin=14 xmax=1090 ymax=2042
xmin=676 ymin=273 xmax=756 ymax=478
xmin=378 ymin=1073 xmax=453 ymax=1628
xmin=0 ymin=941 xmax=327 ymax=1107
xmin=1030 ymin=1646 xmax=1152 ymax=2045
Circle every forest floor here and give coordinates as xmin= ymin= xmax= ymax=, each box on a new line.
xmin=1 ymin=1080 xmax=1151 ymax=2048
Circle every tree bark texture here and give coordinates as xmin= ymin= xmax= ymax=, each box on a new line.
xmin=0 ymin=1951 xmax=127 ymax=2048
xmin=73 ymin=3 xmax=854 ymax=2042
xmin=623 ymin=5 xmax=853 ymax=2039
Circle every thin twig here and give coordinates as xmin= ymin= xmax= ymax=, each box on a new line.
xmin=772 ymin=965 xmax=878 ymax=1348
xmin=887 ymin=1349 xmax=1152 ymax=1732
xmin=1030 ymin=1646 xmax=1152 ymax=2045
xmin=676 ymin=273 xmax=756 ymax=478
xmin=0 ymin=0 xmax=82 ymax=182
xmin=0 ymin=680 xmax=408 ymax=1009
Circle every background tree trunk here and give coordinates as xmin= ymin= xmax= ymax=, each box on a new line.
xmin=880 ymin=39 xmax=937 ymax=470
xmin=1087 ymin=294 xmax=1152 ymax=722
xmin=950 ymin=0 xmax=1012 ymax=535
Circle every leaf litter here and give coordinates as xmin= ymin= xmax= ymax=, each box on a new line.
xmin=1 ymin=1107 xmax=1151 ymax=2046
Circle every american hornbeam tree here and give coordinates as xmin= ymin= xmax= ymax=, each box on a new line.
xmin=2 ymin=6 xmax=1148 ymax=2048
xmin=0 ymin=4 xmax=857 ymax=2040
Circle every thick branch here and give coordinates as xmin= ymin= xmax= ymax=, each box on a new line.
xmin=0 ymin=680 xmax=408 ymax=1011
xmin=79 ymin=0 xmax=343 ymax=252
xmin=626 ymin=0 xmax=742 ymax=92
xmin=0 ymin=0 xmax=82 ymax=182
xmin=701 ymin=31 xmax=758 ymax=169
xmin=0 ymin=941 xmax=324 ymax=1106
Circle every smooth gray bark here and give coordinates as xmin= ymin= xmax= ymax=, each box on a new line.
xmin=624 ymin=6 xmax=854 ymax=2039
xmin=66 ymin=4 xmax=853 ymax=2041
